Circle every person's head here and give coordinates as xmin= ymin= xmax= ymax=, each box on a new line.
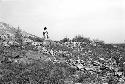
xmin=44 ymin=27 xmax=47 ymax=30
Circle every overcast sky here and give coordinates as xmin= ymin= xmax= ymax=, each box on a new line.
xmin=0 ymin=0 xmax=125 ymax=43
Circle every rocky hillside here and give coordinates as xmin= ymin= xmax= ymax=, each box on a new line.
xmin=0 ymin=22 xmax=125 ymax=84
xmin=0 ymin=22 xmax=40 ymax=40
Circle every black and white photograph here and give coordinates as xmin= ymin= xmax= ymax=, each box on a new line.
xmin=0 ymin=0 xmax=125 ymax=84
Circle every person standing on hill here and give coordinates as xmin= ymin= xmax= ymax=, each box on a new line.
xmin=43 ymin=27 xmax=49 ymax=39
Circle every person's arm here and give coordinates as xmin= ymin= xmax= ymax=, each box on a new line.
xmin=46 ymin=31 xmax=48 ymax=34
xmin=46 ymin=31 xmax=49 ymax=38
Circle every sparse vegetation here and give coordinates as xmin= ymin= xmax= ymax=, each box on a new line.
xmin=60 ymin=37 xmax=70 ymax=43
xmin=72 ymin=35 xmax=91 ymax=43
